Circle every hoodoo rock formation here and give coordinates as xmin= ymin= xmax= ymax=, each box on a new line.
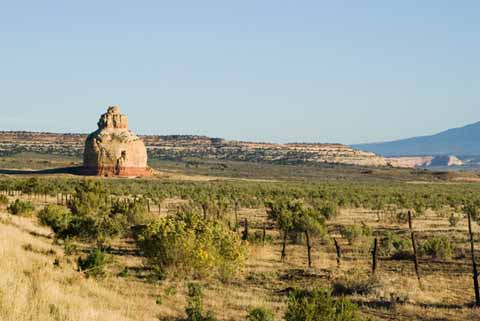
xmin=83 ymin=106 xmax=152 ymax=177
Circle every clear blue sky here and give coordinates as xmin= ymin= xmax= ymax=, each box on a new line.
xmin=1 ymin=1 xmax=479 ymax=144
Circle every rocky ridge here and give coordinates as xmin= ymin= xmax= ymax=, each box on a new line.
xmin=0 ymin=131 xmax=395 ymax=168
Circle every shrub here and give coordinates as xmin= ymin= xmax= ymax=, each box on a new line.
xmin=319 ymin=204 xmax=338 ymax=220
xmin=7 ymin=199 xmax=35 ymax=216
xmin=448 ymin=214 xmax=461 ymax=227
xmin=185 ymin=283 xmax=217 ymax=321
xmin=419 ymin=236 xmax=453 ymax=260
xmin=284 ymin=288 xmax=368 ymax=321
xmin=111 ymin=198 xmax=151 ymax=226
xmin=395 ymin=212 xmax=409 ymax=224
xmin=310 ymin=200 xmax=338 ymax=221
xmin=332 ymin=270 xmax=380 ymax=296
xmin=38 ymin=181 xmax=146 ymax=247
xmin=63 ymin=238 xmax=77 ymax=256
xmin=379 ymin=232 xmax=412 ymax=259
xmin=247 ymin=307 xmax=274 ymax=321
xmin=77 ymin=249 xmax=108 ymax=278
xmin=67 ymin=181 xmax=128 ymax=246
xmin=250 ymin=230 xmax=274 ymax=245
xmin=340 ymin=225 xmax=362 ymax=245
xmin=340 ymin=224 xmax=370 ymax=245
xmin=38 ymin=205 xmax=73 ymax=238
xmin=0 ymin=194 xmax=9 ymax=206
xmin=135 ymin=211 xmax=245 ymax=280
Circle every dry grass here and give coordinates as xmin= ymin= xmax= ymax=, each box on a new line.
xmin=0 ymin=213 xmax=161 ymax=321
xmin=1 ymin=202 xmax=480 ymax=321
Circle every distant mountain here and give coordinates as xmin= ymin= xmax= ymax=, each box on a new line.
xmin=353 ymin=121 xmax=480 ymax=157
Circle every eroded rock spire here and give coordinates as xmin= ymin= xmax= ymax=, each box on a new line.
xmin=83 ymin=106 xmax=152 ymax=177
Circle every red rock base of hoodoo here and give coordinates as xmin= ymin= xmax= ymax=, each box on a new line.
xmin=82 ymin=166 xmax=153 ymax=177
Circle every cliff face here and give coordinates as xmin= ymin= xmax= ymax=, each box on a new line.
xmin=83 ymin=107 xmax=151 ymax=177
xmin=143 ymin=137 xmax=388 ymax=166
xmin=0 ymin=132 xmax=388 ymax=168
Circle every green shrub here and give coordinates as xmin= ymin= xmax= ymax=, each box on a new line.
xmin=448 ymin=214 xmax=461 ymax=227
xmin=284 ymin=288 xmax=368 ymax=321
xmin=38 ymin=205 xmax=73 ymax=238
xmin=63 ymin=238 xmax=77 ymax=256
xmin=185 ymin=283 xmax=217 ymax=321
xmin=7 ymin=199 xmax=35 ymax=216
xmin=379 ymin=232 xmax=412 ymax=259
xmin=77 ymin=249 xmax=108 ymax=278
xmin=419 ymin=236 xmax=453 ymax=260
xmin=135 ymin=211 xmax=245 ymax=280
xmin=247 ymin=307 xmax=274 ymax=321
xmin=319 ymin=204 xmax=338 ymax=220
xmin=340 ymin=225 xmax=362 ymax=245
xmin=250 ymin=230 xmax=274 ymax=245
xmin=67 ymin=181 xmax=128 ymax=246
xmin=464 ymin=202 xmax=480 ymax=222
xmin=0 ymin=194 xmax=9 ymax=206
xmin=340 ymin=224 xmax=370 ymax=245
xmin=38 ymin=181 xmax=146 ymax=247
xmin=332 ymin=271 xmax=380 ymax=296
xmin=395 ymin=212 xmax=409 ymax=224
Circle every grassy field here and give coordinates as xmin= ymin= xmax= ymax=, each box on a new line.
xmin=1 ymin=153 xmax=480 ymax=321
xmin=1 ymin=192 xmax=480 ymax=321
xmin=2 ymin=151 xmax=479 ymax=183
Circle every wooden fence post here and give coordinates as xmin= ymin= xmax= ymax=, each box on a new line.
xmin=467 ymin=211 xmax=480 ymax=306
xmin=281 ymin=230 xmax=288 ymax=261
xmin=262 ymin=223 xmax=267 ymax=245
xmin=305 ymin=230 xmax=312 ymax=268
xmin=408 ymin=211 xmax=422 ymax=286
xmin=372 ymin=237 xmax=378 ymax=276
xmin=242 ymin=218 xmax=249 ymax=241
xmin=334 ymin=238 xmax=342 ymax=268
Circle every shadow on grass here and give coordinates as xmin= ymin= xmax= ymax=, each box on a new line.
xmin=355 ymin=298 xmax=471 ymax=312
xmin=0 ymin=166 xmax=84 ymax=175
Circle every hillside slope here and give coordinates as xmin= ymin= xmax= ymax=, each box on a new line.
xmin=353 ymin=121 xmax=480 ymax=157
xmin=0 ymin=213 xmax=154 ymax=321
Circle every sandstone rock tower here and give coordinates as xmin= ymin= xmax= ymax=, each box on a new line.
xmin=83 ymin=106 xmax=151 ymax=177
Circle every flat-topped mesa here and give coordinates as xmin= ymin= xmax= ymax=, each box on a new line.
xmin=83 ymin=106 xmax=152 ymax=177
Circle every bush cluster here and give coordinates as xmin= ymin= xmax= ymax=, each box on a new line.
xmin=38 ymin=205 xmax=73 ymax=237
xmin=135 ymin=211 xmax=245 ymax=281
xmin=38 ymin=181 xmax=149 ymax=246
xmin=448 ymin=214 xmax=461 ymax=227
xmin=379 ymin=232 xmax=412 ymax=259
xmin=247 ymin=308 xmax=274 ymax=321
xmin=419 ymin=236 xmax=453 ymax=260
xmin=340 ymin=224 xmax=371 ymax=245
xmin=284 ymin=288 xmax=368 ymax=321
xmin=332 ymin=270 xmax=380 ymax=296
xmin=185 ymin=283 xmax=217 ymax=321
xmin=77 ymin=249 xmax=109 ymax=278
xmin=0 ymin=194 xmax=9 ymax=206
xmin=7 ymin=199 xmax=35 ymax=216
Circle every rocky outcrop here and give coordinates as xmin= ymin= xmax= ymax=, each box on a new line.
xmin=83 ymin=107 xmax=151 ymax=177
xmin=386 ymin=157 xmax=434 ymax=168
xmin=429 ymin=155 xmax=464 ymax=167
xmin=386 ymin=155 xmax=464 ymax=168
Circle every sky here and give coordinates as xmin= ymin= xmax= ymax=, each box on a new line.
xmin=0 ymin=1 xmax=479 ymax=144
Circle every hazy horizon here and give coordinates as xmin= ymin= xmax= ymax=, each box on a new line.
xmin=1 ymin=1 xmax=480 ymax=144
